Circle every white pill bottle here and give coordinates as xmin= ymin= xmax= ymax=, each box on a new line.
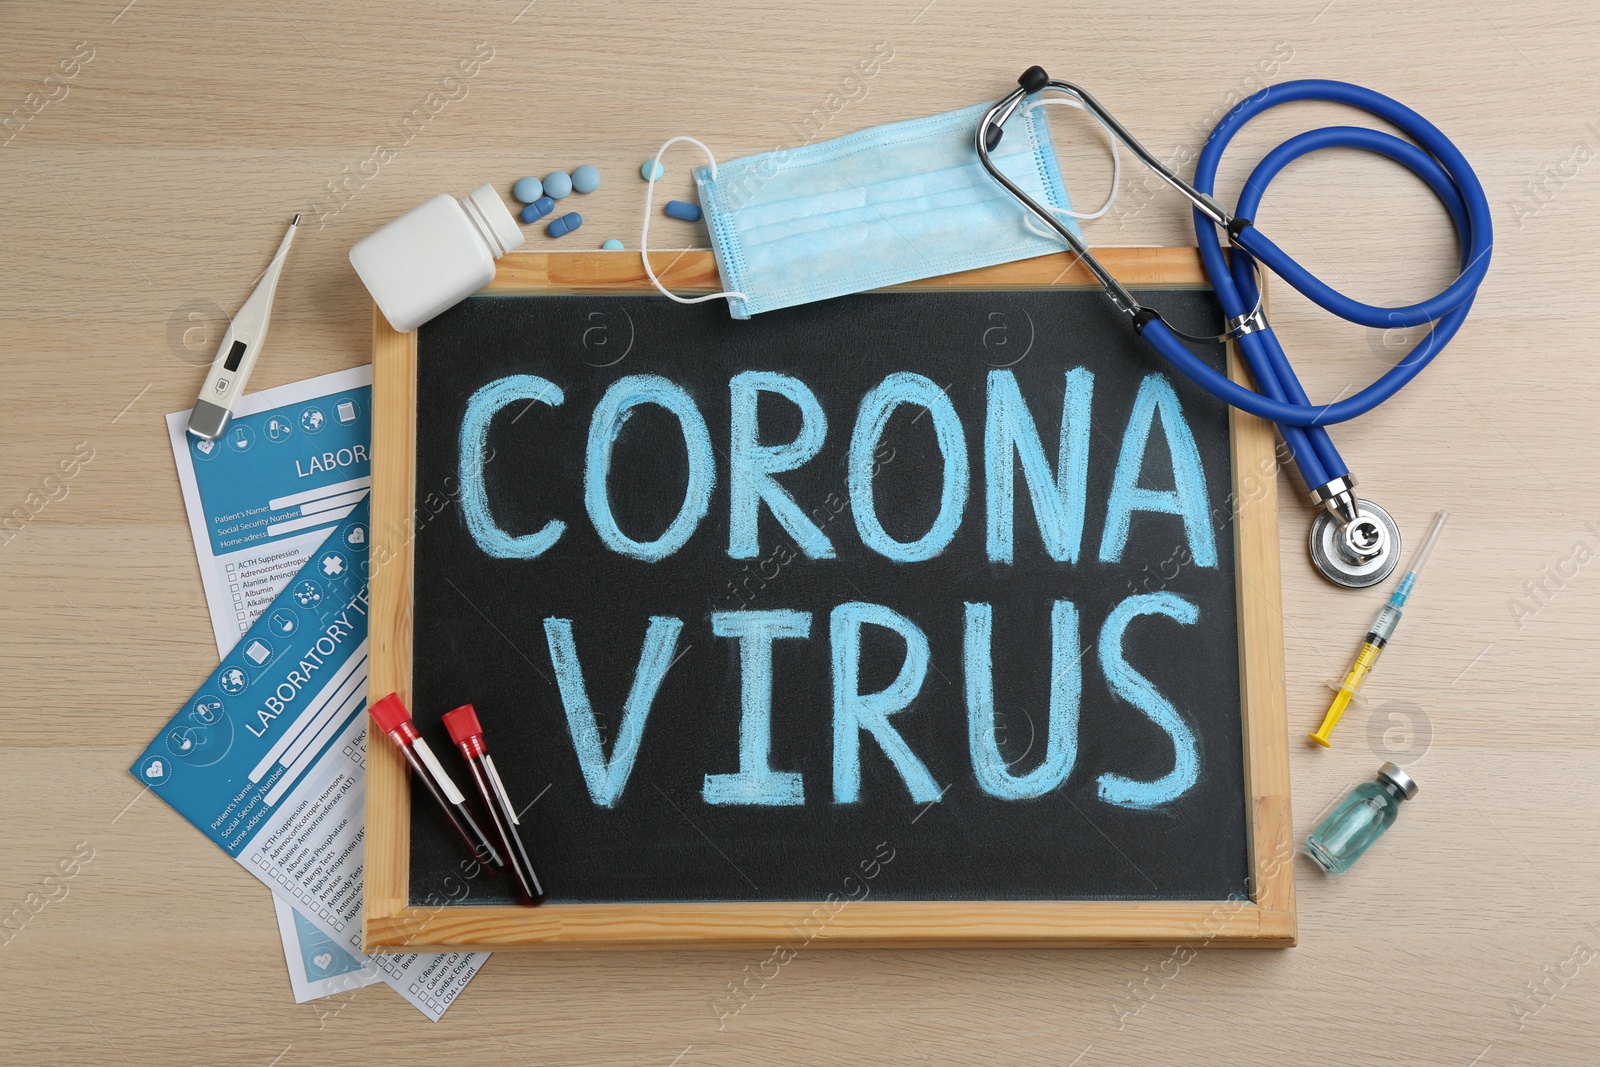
xmin=349 ymin=183 xmax=524 ymax=333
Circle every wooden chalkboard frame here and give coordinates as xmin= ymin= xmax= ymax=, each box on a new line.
xmin=365 ymin=249 xmax=1295 ymax=950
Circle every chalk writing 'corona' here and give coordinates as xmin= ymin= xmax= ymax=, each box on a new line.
xmin=456 ymin=369 xmax=1214 ymax=567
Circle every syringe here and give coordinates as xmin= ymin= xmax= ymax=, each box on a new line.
xmin=1310 ymin=510 xmax=1449 ymax=747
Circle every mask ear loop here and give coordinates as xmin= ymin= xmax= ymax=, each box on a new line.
xmin=640 ymin=136 xmax=748 ymax=306
xmin=1018 ymin=96 xmax=1122 ymax=241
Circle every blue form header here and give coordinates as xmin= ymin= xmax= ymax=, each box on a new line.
xmin=183 ymin=385 xmax=370 ymax=556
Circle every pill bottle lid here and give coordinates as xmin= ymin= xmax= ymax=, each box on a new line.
xmin=462 ymin=183 xmax=526 ymax=258
xmin=1377 ymin=762 xmax=1418 ymax=799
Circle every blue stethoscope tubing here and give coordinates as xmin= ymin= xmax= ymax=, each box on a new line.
xmin=976 ymin=73 xmax=1493 ymax=499
xmin=1140 ymin=79 xmax=1493 ymax=491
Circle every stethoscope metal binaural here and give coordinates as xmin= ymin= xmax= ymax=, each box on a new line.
xmin=976 ymin=66 xmax=1493 ymax=589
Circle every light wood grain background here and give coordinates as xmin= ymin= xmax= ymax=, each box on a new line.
xmin=2 ymin=1 xmax=1596 ymax=1064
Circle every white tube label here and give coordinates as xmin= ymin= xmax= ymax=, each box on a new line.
xmin=414 ymin=738 xmax=466 ymax=805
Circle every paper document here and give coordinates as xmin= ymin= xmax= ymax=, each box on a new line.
xmin=167 ymin=366 xmax=373 ymax=656
xmin=167 ymin=365 xmax=390 ymax=1005
xmin=133 ymin=500 xmax=488 ymax=1020
xmin=153 ymin=374 xmax=489 ymax=1019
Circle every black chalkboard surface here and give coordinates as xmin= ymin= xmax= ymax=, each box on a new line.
xmin=404 ymin=281 xmax=1251 ymax=908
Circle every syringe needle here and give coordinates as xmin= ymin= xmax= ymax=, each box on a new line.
xmin=1392 ymin=510 xmax=1448 ymax=604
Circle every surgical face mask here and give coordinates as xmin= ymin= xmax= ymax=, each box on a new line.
xmin=640 ymin=98 xmax=1116 ymax=319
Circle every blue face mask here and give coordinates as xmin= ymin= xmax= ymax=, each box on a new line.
xmin=640 ymin=100 xmax=1102 ymax=319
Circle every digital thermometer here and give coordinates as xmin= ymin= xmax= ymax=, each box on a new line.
xmin=187 ymin=215 xmax=299 ymax=440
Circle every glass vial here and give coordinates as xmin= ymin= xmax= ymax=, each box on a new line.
xmin=349 ymin=183 xmax=525 ymax=333
xmin=1305 ymin=762 xmax=1418 ymax=874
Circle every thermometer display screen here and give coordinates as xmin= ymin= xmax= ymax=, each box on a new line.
xmin=223 ymin=340 xmax=247 ymax=372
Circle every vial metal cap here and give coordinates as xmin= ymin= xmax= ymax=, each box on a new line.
xmin=1377 ymin=761 xmax=1419 ymax=799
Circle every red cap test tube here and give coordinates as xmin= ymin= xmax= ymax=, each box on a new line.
xmin=369 ymin=693 xmax=503 ymax=870
xmin=442 ymin=704 xmax=547 ymax=906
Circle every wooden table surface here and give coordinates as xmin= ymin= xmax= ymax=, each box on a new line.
xmin=3 ymin=1 xmax=1596 ymax=1064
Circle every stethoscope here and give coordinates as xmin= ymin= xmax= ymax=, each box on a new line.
xmin=976 ymin=66 xmax=1492 ymax=588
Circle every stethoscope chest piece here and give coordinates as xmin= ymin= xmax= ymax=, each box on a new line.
xmin=1309 ymin=499 xmax=1402 ymax=589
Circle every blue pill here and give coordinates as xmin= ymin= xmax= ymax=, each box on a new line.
xmin=601 ymin=239 xmax=624 ymax=250
xmin=543 ymin=170 xmax=573 ymax=199
xmin=512 ymin=176 xmax=543 ymax=203
xmin=664 ymin=200 xmax=702 ymax=222
xmin=571 ymin=164 xmax=601 ymax=194
xmin=547 ymin=211 xmax=583 ymax=238
xmin=640 ymin=160 xmax=664 ymax=181
xmin=520 ymin=196 xmax=555 ymax=223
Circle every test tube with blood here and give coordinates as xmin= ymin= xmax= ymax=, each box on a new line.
xmin=442 ymin=704 xmax=547 ymax=906
xmin=369 ymin=693 xmax=503 ymax=870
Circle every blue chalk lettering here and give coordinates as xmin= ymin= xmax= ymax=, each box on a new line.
xmin=848 ymin=373 xmax=969 ymax=563
xmin=985 ymin=368 xmax=1093 ymax=564
xmin=1095 ymin=593 xmax=1201 ymax=809
xmin=544 ymin=615 xmax=684 ymax=807
xmin=1098 ymin=374 xmax=1216 ymax=567
xmin=702 ymin=610 xmax=810 ymax=805
xmin=585 ymin=375 xmax=715 ymax=561
xmin=830 ymin=602 xmax=940 ymax=804
xmin=964 ymin=600 xmax=1082 ymax=799
xmin=728 ymin=372 xmax=833 ymax=560
xmin=458 ymin=375 xmax=566 ymax=559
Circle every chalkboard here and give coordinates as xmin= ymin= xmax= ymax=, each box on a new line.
xmin=365 ymin=250 xmax=1294 ymax=949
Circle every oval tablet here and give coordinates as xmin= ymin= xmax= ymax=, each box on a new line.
xmin=664 ymin=200 xmax=702 ymax=222
xmin=543 ymin=170 xmax=573 ymax=199
xmin=519 ymin=196 xmax=555 ymax=223
xmin=601 ymin=239 xmax=624 ymax=250
xmin=512 ymin=176 xmax=543 ymax=203
xmin=547 ymin=211 xmax=583 ymax=238
xmin=571 ymin=164 xmax=601 ymax=194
